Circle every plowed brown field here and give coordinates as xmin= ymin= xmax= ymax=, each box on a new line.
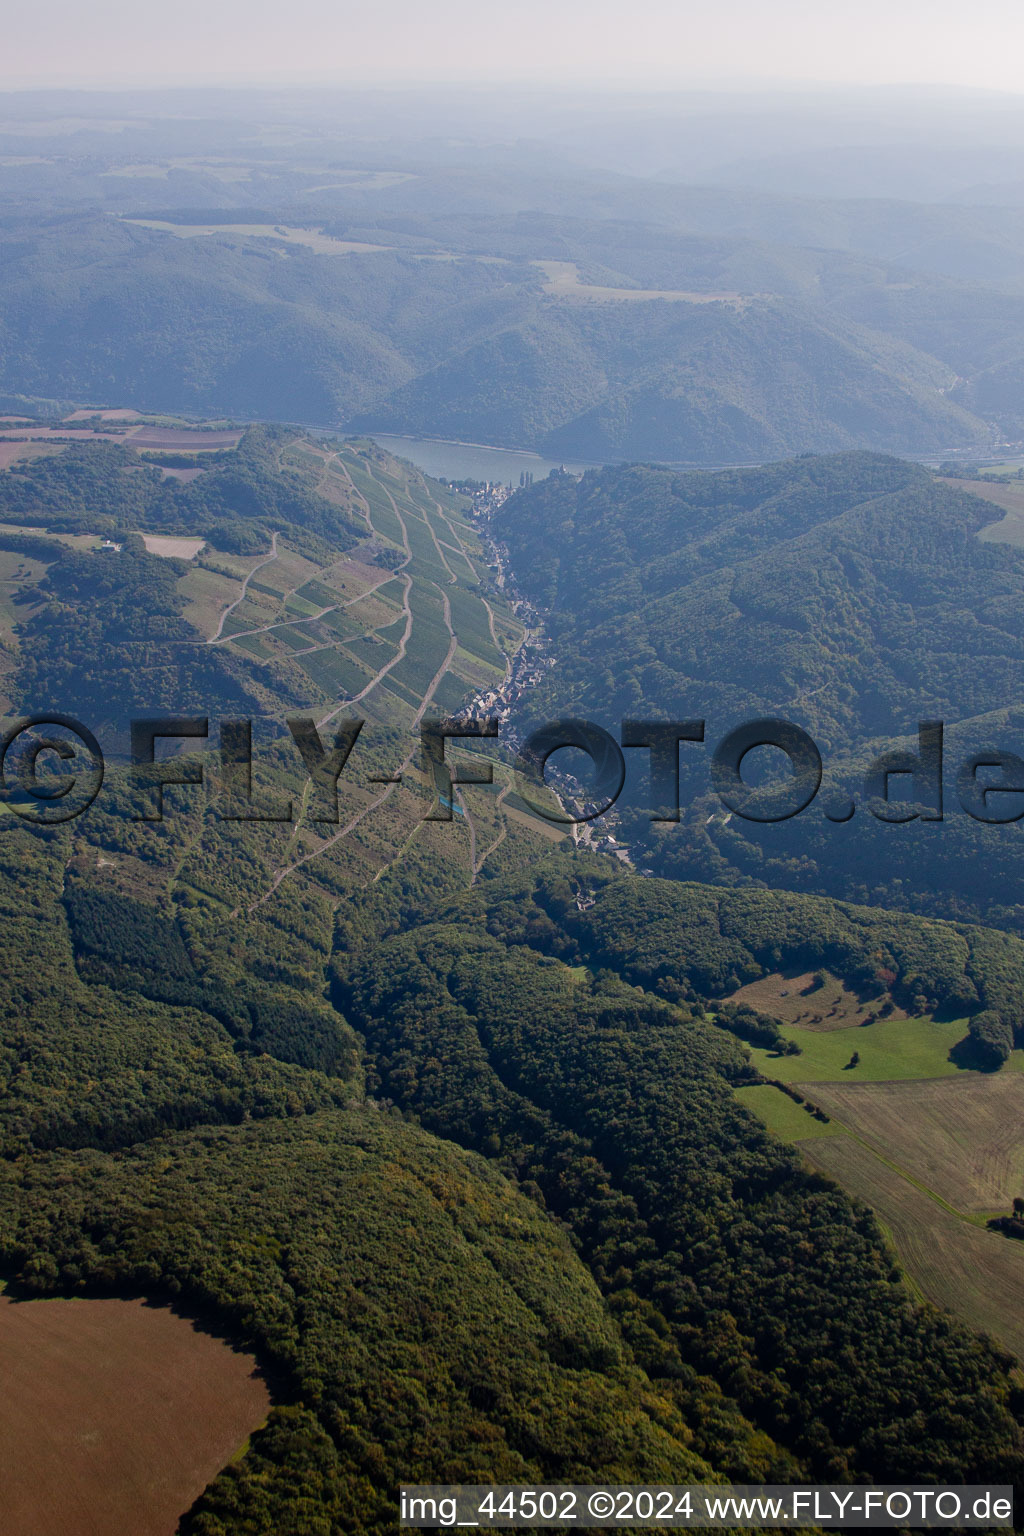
xmin=0 ymin=1294 xmax=270 ymax=1536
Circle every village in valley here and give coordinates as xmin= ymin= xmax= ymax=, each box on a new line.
xmin=458 ymin=472 xmax=634 ymax=865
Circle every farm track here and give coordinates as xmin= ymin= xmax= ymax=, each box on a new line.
xmin=803 ymin=1074 xmax=1024 ymax=1213
xmin=419 ymin=503 xmax=459 ymax=583
xmin=316 ymin=483 xmax=415 ymax=727
xmin=753 ymin=1062 xmax=1024 ymax=1364
xmin=413 ymin=585 xmax=457 ymax=729
xmin=474 ymin=779 xmax=512 ymax=876
xmin=207 ymin=531 xmax=280 ymax=643
xmin=481 ymin=597 xmax=514 ymax=686
xmin=457 ymin=787 xmax=478 ymax=880
xmin=253 ymin=591 xmax=457 ymax=909
xmin=801 ymin=1134 xmax=1024 ymax=1362
xmin=210 ymin=573 xmax=394 ymax=647
xmin=428 ymin=493 xmax=483 ymax=585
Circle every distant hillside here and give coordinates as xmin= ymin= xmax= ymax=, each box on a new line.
xmin=0 ymin=214 xmax=1001 ymax=463
xmin=496 ymin=453 xmax=1024 ymax=924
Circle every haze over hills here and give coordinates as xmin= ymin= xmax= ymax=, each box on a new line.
xmin=0 ymin=209 xmax=1012 ymax=462
xmin=8 ymin=88 xmax=1024 ymax=458
xmin=8 ymin=78 xmax=1024 ymax=1534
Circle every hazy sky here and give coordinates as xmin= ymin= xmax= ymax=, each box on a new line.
xmin=5 ymin=0 xmax=1024 ymax=93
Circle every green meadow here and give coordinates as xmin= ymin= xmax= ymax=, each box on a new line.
xmin=735 ymin=1083 xmax=844 ymax=1143
xmin=740 ymin=1015 xmax=1024 ymax=1083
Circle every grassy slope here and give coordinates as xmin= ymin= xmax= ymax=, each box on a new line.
xmin=739 ymin=1010 xmax=1024 ymax=1363
xmin=744 ymin=1015 xmax=981 ymax=1082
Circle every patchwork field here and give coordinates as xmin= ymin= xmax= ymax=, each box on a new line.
xmin=0 ymin=1293 xmax=270 ymax=1536
xmin=738 ymin=997 xmax=1024 ymax=1364
xmin=0 ymin=422 xmax=545 ymax=910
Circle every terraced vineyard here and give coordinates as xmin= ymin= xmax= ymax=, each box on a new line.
xmin=0 ymin=428 xmax=571 ymax=990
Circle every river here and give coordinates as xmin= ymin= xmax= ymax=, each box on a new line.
xmin=366 ymin=434 xmax=602 ymax=483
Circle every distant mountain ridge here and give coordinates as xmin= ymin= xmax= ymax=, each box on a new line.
xmin=0 ymin=213 xmax=1005 ymax=464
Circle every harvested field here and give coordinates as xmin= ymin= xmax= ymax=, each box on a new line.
xmin=65 ymin=408 xmax=142 ymax=422
xmin=802 ymin=1073 xmax=1024 ymax=1213
xmin=159 ymin=466 xmax=205 ymax=483
xmin=800 ymin=1135 xmax=1024 ymax=1362
xmin=0 ymin=441 xmax=66 ymax=469
xmin=129 ymin=427 xmax=242 ymax=451
xmin=532 ymin=260 xmax=748 ymax=305
xmin=728 ymin=968 xmax=901 ymax=1029
xmin=139 ymin=534 xmax=206 ymax=559
xmin=942 ymin=477 xmax=1024 ymax=546
xmin=0 ymin=1293 xmax=270 ymax=1536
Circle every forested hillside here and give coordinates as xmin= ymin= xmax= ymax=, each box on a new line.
xmin=0 ymin=213 xmax=1001 ymax=462
xmin=496 ymin=452 xmax=1024 ymax=924
xmin=5 ymin=815 xmax=1024 ymax=1528
xmin=0 ymin=431 xmax=1022 ymax=1525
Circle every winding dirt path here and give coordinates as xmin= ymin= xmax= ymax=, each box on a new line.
xmin=207 ymin=532 xmax=279 ymax=643
xmin=473 ymin=779 xmax=512 ymax=876
xmin=412 ymin=586 xmax=457 ymax=729
xmin=316 ymin=485 xmax=415 ymax=727
xmin=428 ymin=495 xmax=480 ymax=584
xmin=457 ymin=787 xmax=478 ymax=880
xmin=254 ymin=582 xmax=459 ymax=910
xmin=420 ymin=504 xmax=459 ymax=583
xmin=210 ymin=573 xmax=395 ymax=647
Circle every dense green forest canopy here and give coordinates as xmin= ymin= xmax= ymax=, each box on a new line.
xmin=6 ymin=813 xmax=1024 ymax=1527
xmin=0 ymin=426 xmax=361 ymax=546
xmin=496 ymin=452 xmax=1024 ymax=925
xmin=3 ymin=434 xmax=1024 ymax=1529
xmin=10 ymin=87 xmax=1024 ymax=1532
